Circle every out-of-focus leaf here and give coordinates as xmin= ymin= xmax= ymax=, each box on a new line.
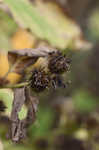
xmin=3 ymin=140 xmax=32 ymax=150
xmin=0 ymin=51 xmax=21 ymax=84
xmin=4 ymin=0 xmax=82 ymax=49
xmin=0 ymin=88 xmax=27 ymax=120
xmin=0 ymin=30 xmax=11 ymax=51
xmin=28 ymin=107 xmax=54 ymax=138
xmin=0 ymin=51 xmax=9 ymax=77
xmin=73 ymin=90 xmax=98 ymax=113
xmin=0 ymin=9 xmax=17 ymax=51
xmin=0 ymin=10 xmax=21 ymax=83
xmin=88 ymin=9 xmax=99 ymax=42
xmin=0 ymin=10 xmax=17 ymax=35
xmin=0 ymin=89 xmax=13 ymax=116
xmin=74 ymin=128 xmax=89 ymax=141
xmin=0 ymin=139 xmax=3 ymax=150
xmin=11 ymin=28 xmax=36 ymax=49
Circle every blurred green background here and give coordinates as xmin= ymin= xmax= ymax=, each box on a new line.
xmin=0 ymin=0 xmax=99 ymax=150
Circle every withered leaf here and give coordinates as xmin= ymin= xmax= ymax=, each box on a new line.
xmin=9 ymin=87 xmax=39 ymax=142
xmin=8 ymin=47 xmax=56 ymax=57
xmin=10 ymin=87 xmax=26 ymax=142
xmin=24 ymin=87 xmax=39 ymax=126
xmin=11 ymin=88 xmax=26 ymax=121
xmin=8 ymin=56 xmax=38 ymax=74
xmin=8 ymin=47 xmax=56 ymax=74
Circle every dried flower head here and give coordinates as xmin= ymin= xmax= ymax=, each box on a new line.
xmin=30 ymin=69 xmax=50 ymax=92
xmin=48 ymin=51 xmax=71 ymax=74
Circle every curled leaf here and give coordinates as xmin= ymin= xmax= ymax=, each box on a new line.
xmin=8 ymin=47 xmax=56 ymax=75
xmin=8 ymin=47 xmax=56 ymax=57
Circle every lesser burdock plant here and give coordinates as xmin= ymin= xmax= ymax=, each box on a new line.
xmin=0 ymin=47 xmax=71 ymax=142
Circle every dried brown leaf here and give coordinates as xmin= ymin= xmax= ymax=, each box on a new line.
xmin=10 ymin=88 xmax=26 ymax=142
xmin=8 ymin=47 xmax=56 ymax=74
xmin=24 ymin=88 xmax=39 ymax=126
xmin=8 ymin=87 xmax=39 ymax=142
xmin=8 ymin=47 xmax=56 ymax=57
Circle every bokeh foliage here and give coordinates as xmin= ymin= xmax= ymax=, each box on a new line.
xmin=0 ymin=0 xmax=99 ymax=150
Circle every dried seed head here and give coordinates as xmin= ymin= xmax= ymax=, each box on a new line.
xmin=30 ymin=69 xmax=50 ymax=92
xmin=48 ymin=51 xmax=71 ymax=74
